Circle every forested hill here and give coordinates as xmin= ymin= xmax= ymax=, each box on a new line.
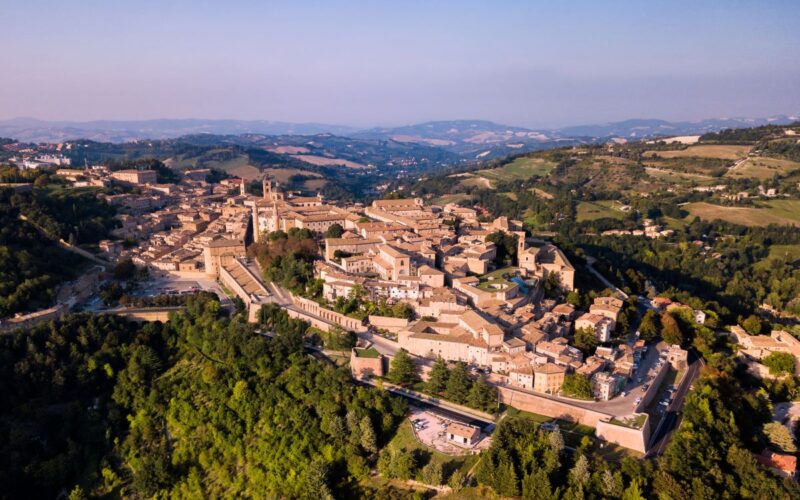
xmin=0 ymin=167 xmax=118 ymax=317
xmin=0 ymin=296 xmax=407 ymax=498
xmin=2 ymin=300 xmax=799 ymax=498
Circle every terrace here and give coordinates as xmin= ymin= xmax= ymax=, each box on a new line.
xmin=353 ymin=347 xmax=381 ymax=358
xmin=475 ymin=267 xmax=519 ymax=292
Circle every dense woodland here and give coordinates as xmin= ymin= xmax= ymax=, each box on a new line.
xmin=0 ymin=297 xmax=408 ymax=498
xmin=3 ymin=299 xmax=796 ymax=498
xmin=0 ymin=174 xmax=118 ymax=317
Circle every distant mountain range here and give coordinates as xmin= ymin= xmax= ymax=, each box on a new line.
xmin=0 ymin=118 xmax=357 ymax=144
xmin=1 ymin=115 xmax=797 ymax=159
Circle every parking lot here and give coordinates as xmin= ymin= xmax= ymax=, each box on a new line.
xmin=588 ymin=340 xmax=669 ymax=416
xmin=138 ymin=276 xmax=234 ymax=309
xmin=408 ymin=407 xmax=491 ymax=456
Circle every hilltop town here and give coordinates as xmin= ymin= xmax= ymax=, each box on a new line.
xmin=2 ymin=122 xmax=800 ymax=498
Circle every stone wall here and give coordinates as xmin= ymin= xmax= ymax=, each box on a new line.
xmin=368 ymin=315 xmax=410 ymax=333
xmin=0 ymin=304 xmax=66 ymax=333
xmin=497 ymin=386 xmax=612 ymax=427
xmin=595 ymin=415 xmax=650 ymax=454
xmin=350 ymin=350 xmax=385 ymax=378
xmin=292 ymin=295 xmax=367 ymax=332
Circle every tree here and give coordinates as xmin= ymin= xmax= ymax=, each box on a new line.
xmin=762 ymin=351 xmax=796 ymax=375
xmin=113 ymin=258 xmax=137 ymax=281
xmin=742 ymin=314 xmax=763 ymax=335
xmin=548 ymin=428 xmax=565 ymax=455
xmin=448 ymin=469 xmax=467 ymax=493
xmin=661 ymin=312 xmax=683 ymax=346
xmin=764 ymin=422 xmax=797 ymax=453
xmin=324 ymin=223 xmax=344 ymax=238
xmin=523 ymin=468 xmax=556 ymax=500
xmin=639 ymin=309 xmax=660 ymax=342
xmin=621 ymin=478 xmax=646 ymax=500
xmin=359 ymin=416 xmax=378 ymax=454
xmin=391 ymin=449 xmax=417 ymax=480
xmin=569 ymin=455 xmax=590 ymax=487
xmin=445 ymin=362 xmax=473 ymax=404
xmin=566 ymin=290 xmax=584 ymax=308
xmin=467 ymin=376 xmax=497 ymax=412
xmin=486 ymin=231 xmax=518 ymax=266
xmin=562 ymin=374 xmax=593 ymax=400
xmin=306 ymin=459 xmax=334 ymax=500
xmin=601 ymin=469 xmax=624 ymax=498
xmin=426 ymin=357 xmax=449 ymax=394
xmin=495 ymin=457 xmax=520 ymax=497
xmin=387 ymin=350 xmax=418 ymax=386
xmin=573 ymin=327 xmax=598 ymax=355
xmin=420 ymin=461 xmax=443 ymax=486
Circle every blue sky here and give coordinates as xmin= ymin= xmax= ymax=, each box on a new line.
xmin=2 ymin=0 xmax=798 ymax=128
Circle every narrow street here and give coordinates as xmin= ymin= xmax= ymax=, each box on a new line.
xmin=646 ymin=353 xmax=703 ymax=456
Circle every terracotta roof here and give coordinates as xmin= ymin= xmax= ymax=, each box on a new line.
xmin=534 ymin=363 xmax=566 ymax=375
xmin=756 ymin=450 xmax=797 ymax=475
xmin=448 ymin=422 xmax=480 ymax=439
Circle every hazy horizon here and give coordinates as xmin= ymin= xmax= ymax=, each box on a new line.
xmin=2 ymin=0 xmax=799 ymax=128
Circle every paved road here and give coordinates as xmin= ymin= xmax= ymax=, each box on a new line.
xmin=357 ymin=378 xmax=496 ymax=430
xmin=647 ymin=352 xmax=703 ymax=456
xmin=585 ymin=255 xmax=628 ymax=300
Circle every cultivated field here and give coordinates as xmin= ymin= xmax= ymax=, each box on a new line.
xmin=530 ymin=187 xmax=554 ymax=199
xmin=644 ymin=167 xmax=717 ymax=185
xmin=646 ymin=144 xmax=751 ymax=160
xmin=295 ymin=154 xmax=368 ymax=169
xmin=476 ymin=157 xmax=556 ymax=182
xmin=267 ymin=146 xmax=310 ymax=154
xmin=725 ymin=157 xmax=800 ymax=180
xmin=261 ymin=168 xmax=322 ymax=183
xmin=576 ymin=200 xmax=627 ymax=221
xmin=684 ymin=200 xmax=800 ymax=226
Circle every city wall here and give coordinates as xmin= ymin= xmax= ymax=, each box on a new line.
xmin=368 ymin=315 xmax=410 ymax=333
xmin=595 ymin=415 xmax=650 ymax=454
xmin=496 ymin=384 xmax=651 ymax=453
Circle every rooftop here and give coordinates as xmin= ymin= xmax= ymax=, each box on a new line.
xmin=353 ymin=347 xmax=381 ymax=358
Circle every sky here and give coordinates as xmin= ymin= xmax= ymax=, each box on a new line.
xmin=1 ymin=0 xmax=799 ymax=128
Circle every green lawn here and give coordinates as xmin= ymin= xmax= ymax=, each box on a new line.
xmin=576 ymin=201 xmax=627 ymax=222
xmin=608 ymin=414 xmax=647 ymax=429
xmin=354 ymin=347 xmax=380 ymax=358
xmin=476 ymin=157 xmax=556 ymax=182
xmin=476 ymin=267 xmax=518 ymax=292
xmin=755 ymin=244 xmax=800 ymax=270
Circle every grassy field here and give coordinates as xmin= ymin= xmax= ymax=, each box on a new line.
xmin=755 ymin=244 xmax=800 ymax=270
xmin=261 ymin=167 xmax=322 ymax=183
xmin=646 ymin=144 xmax=751 ymax=160
xmin=576 ymin=200 xmax=627 ymax=221
xmin=295 ymin=154 xmax=367 ymax=169
xmin=433 ymin=193 xmax=471 ymax=205
xmin=384 ymin=419 xmax=478 ymax=477
xmin=644 ymin=167 xmax=717 ymax=185
xmin=476 ymin=157 xmax=556 ymax=182
xmin=451 ymin=173 xmax=494 ymax=189
xmin=684 ymin=200 xmax=800 ymax=226
xmin=725 ymin=157 xmax=800 ymax=180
